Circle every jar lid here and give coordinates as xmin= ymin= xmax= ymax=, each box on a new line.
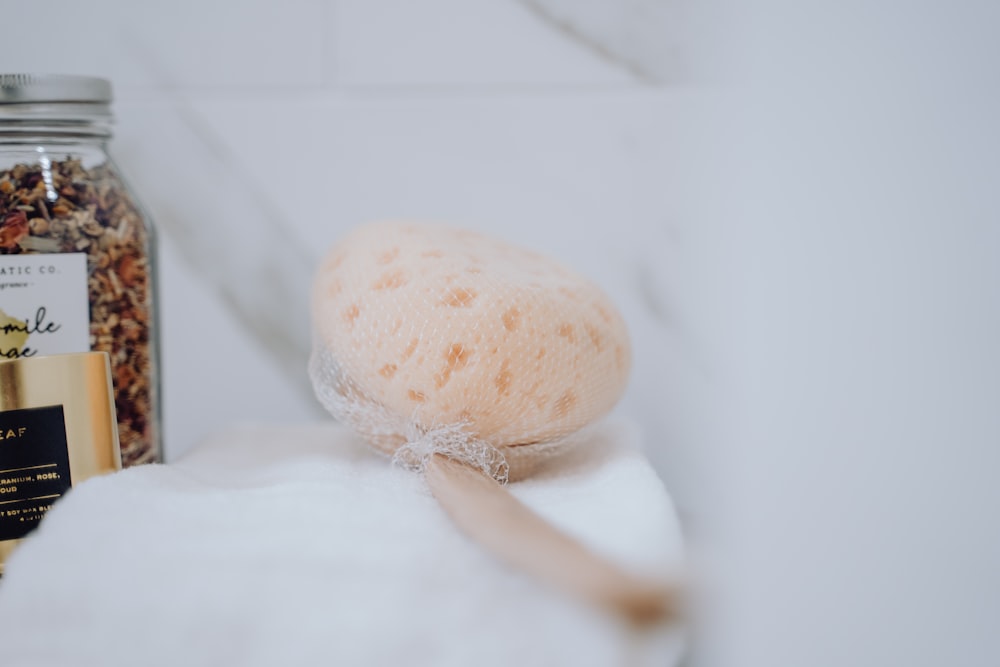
xmin=0 ymin=74 xmax=112 ymax=105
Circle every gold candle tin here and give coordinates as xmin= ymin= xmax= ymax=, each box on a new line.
xmin=0 ymin=352 xmax=122 ymax=573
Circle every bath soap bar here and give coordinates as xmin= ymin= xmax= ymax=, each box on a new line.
xmin=311 ymin=222 xmax=631 ymax=462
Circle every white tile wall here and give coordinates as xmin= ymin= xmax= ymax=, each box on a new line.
xmin=1 ymin=1 xmax=707 ymax=513
xmin=333 ymin=0 xmax=634 ymax=86
xmin=1 ymin=0 xmax=328 ymax=87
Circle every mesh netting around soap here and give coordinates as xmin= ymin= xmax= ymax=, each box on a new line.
xmin=308 ymin=223 xmax=631 ymax=483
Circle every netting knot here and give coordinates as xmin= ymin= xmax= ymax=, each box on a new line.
xmin=393 ymin=421 xmax=509 ymax=485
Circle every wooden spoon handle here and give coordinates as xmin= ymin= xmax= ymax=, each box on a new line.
xmin=424 ymin=453 xmax=680 ymax=625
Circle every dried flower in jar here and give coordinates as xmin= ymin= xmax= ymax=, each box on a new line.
xmin=0 ymin=158 xmax=159 ymax=466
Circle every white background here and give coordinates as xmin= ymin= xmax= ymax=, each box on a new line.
xmin=3 ymin=1 xmax=998 ymax=665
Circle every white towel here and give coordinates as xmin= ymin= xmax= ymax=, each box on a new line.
xmin=0 ymin=418 xmax=684 ymax=667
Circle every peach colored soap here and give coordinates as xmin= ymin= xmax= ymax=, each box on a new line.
xmin=311 ymin=222 xmax=631 ymax=459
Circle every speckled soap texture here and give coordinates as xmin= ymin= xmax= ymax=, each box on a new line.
xmin=312 ymin=223 xmax=630 ymax=465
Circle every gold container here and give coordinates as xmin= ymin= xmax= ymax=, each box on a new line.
xmin=0 ymin=352 xmax=121 ymax=573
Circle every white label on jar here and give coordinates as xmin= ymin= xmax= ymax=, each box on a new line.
xmin=0 ymin=254 xmax=89 ymax=359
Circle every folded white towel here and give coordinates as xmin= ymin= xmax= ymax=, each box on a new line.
xmin=0 ymin=418 xmax=684 ymax=667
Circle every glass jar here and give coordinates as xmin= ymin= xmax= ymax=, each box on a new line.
xmin=0 ymin=74 xmax=161 ymax=466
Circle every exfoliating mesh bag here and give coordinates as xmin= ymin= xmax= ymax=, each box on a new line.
xmin=309 ymin=221 xmax=631 ymax=483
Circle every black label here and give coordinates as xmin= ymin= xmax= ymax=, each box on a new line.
xmin=0 ymin=405 xmax=72 ymax=541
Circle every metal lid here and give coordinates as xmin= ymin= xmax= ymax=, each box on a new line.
xmin=0 ymin=74 xmax=112 ymax=104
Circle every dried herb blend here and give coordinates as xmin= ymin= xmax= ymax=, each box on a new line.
xmin=0 ymin=158 xmax=159 ymax=466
